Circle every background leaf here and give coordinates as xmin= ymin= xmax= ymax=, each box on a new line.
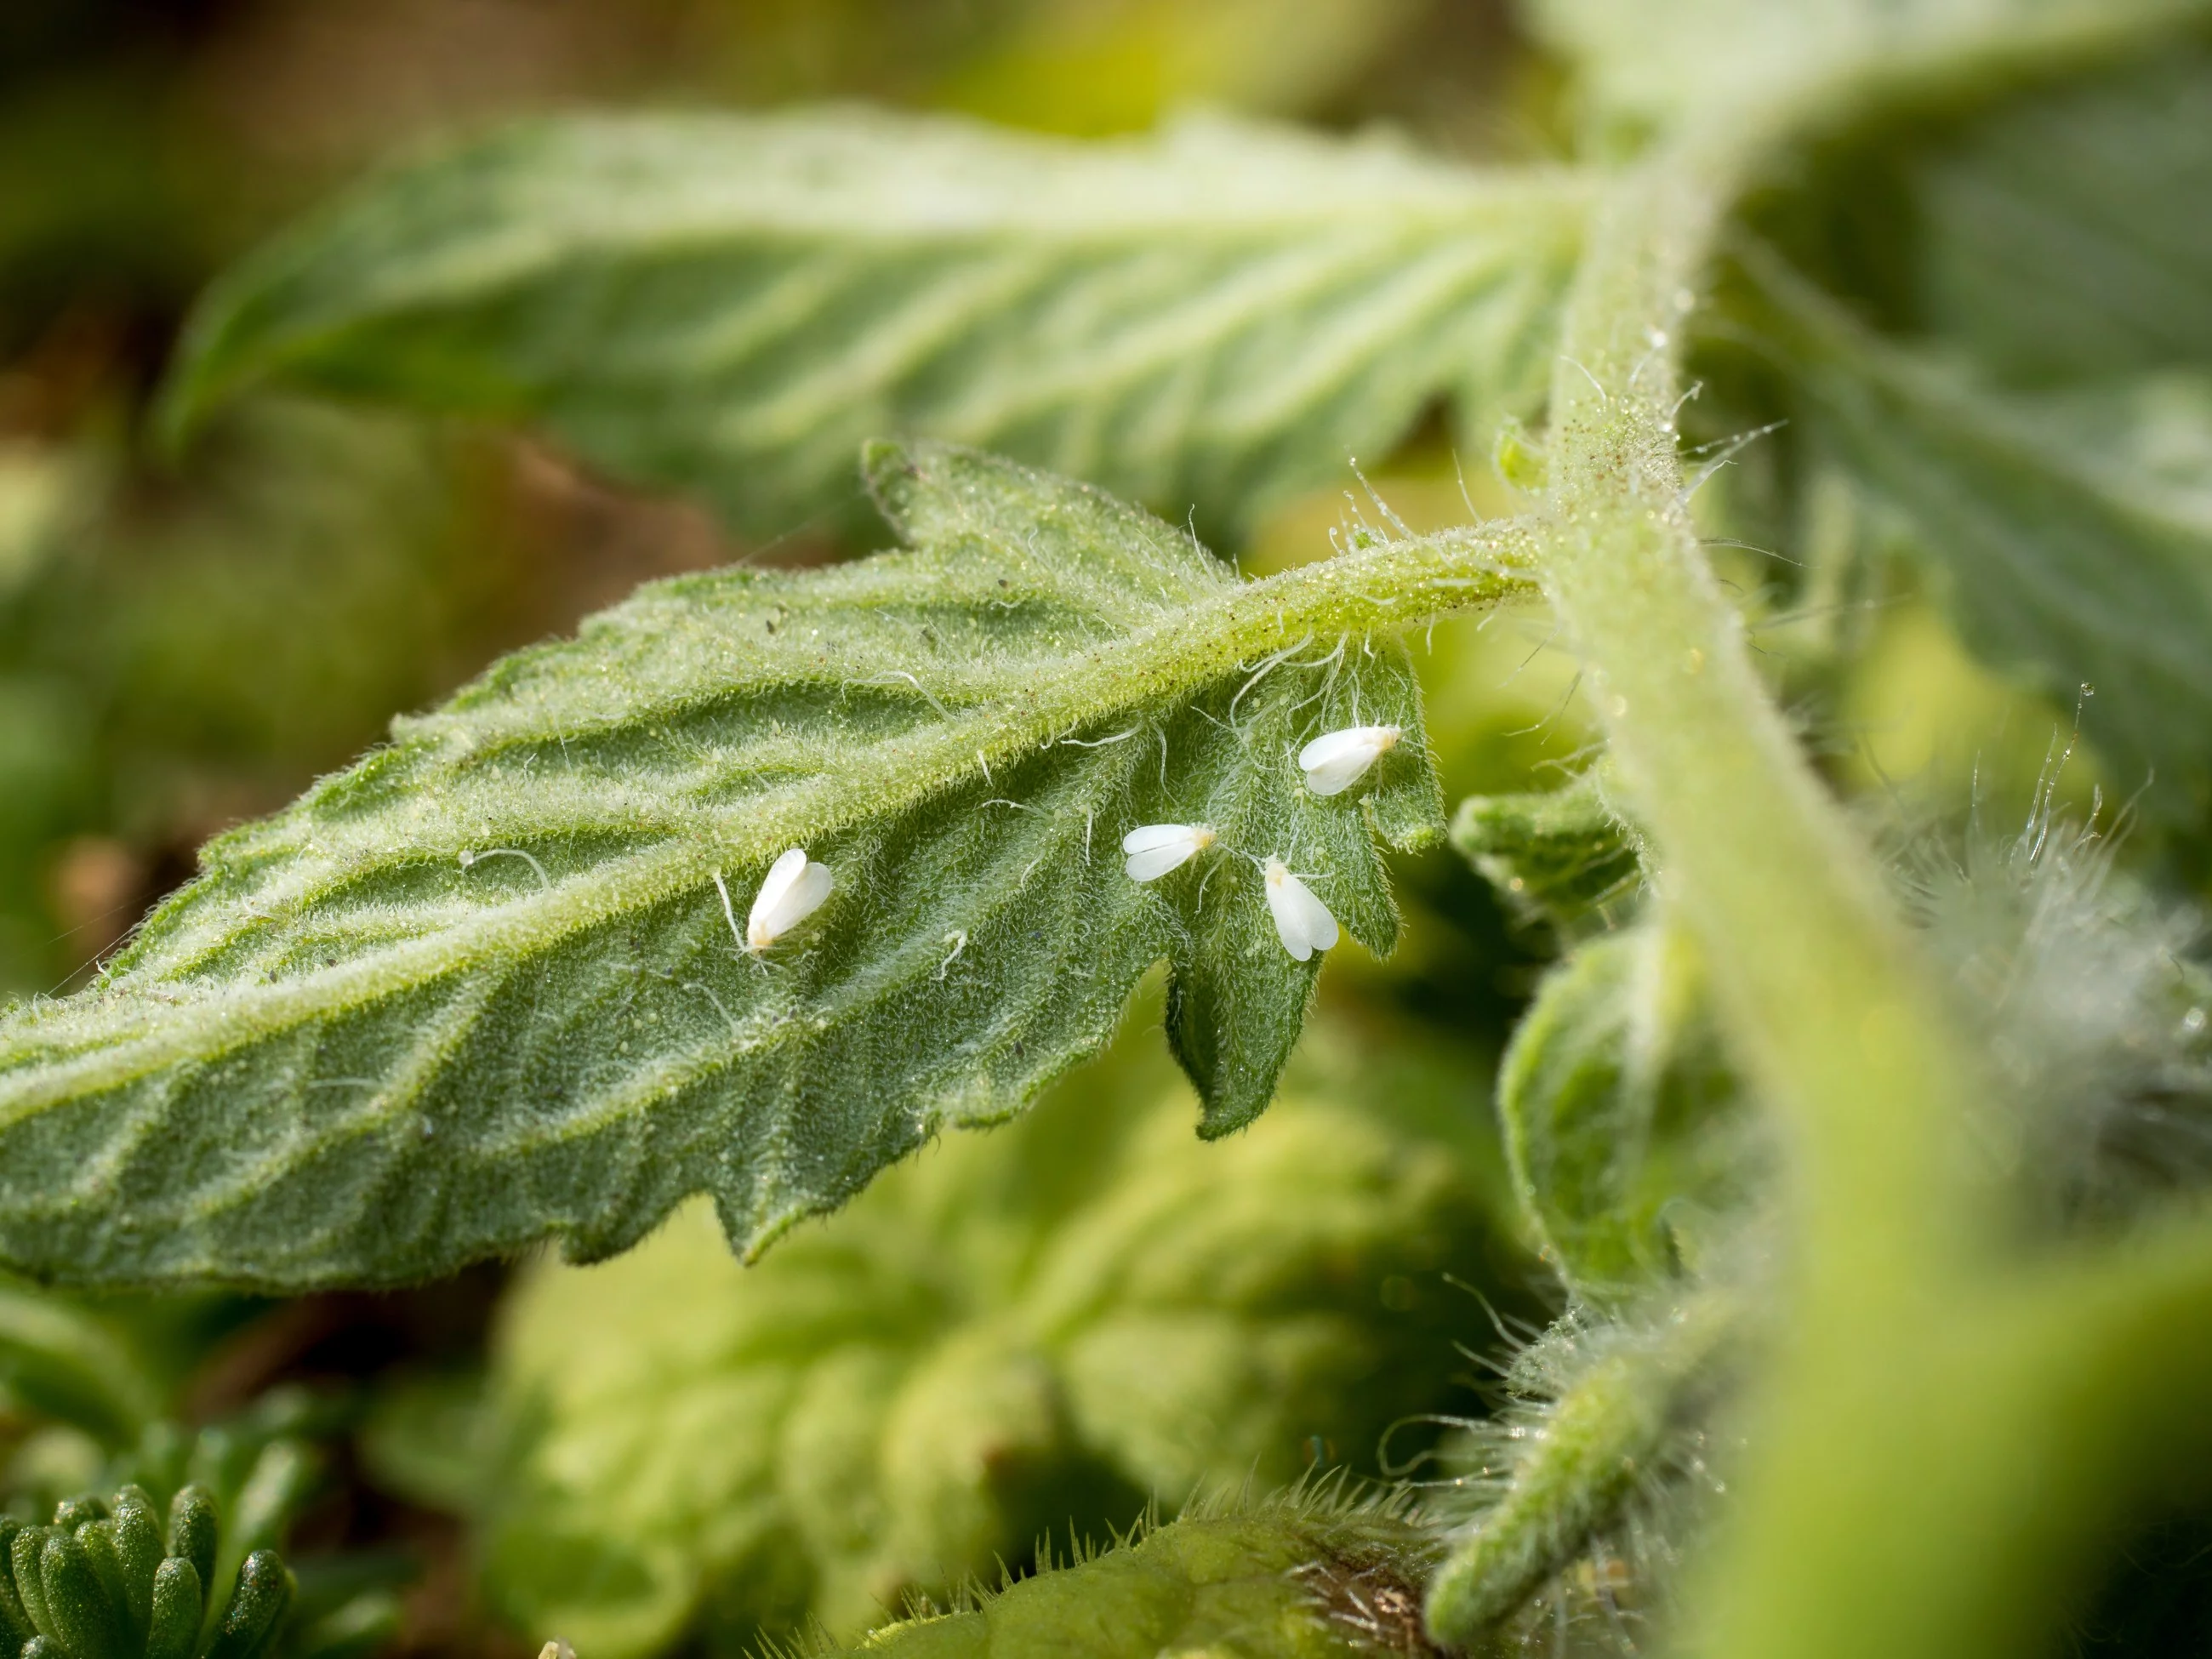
xmin=1494 ymin=923 xmax=1743 ymax=1299
xmin=0 ymin=442 xmax=1474 ymax=1291
xmin=476 ymin=1041 xmax=1511 ymax=1652
xmin=1448 ymin=770 xmax=1640 ymax=939
xmin=159 ymin=110 xmax=1587 ymax=543
xmin=1906 ymin=42 xmax=2212 ymax=384
xmin=1526 ymin=0 xmax=2207 ymax=137
xmin=1741 ymin=255 xmax=2212 ymax=818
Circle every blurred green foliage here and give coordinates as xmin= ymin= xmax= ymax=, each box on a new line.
xmin=357 ymin=1010 xmax=1528 ymax=1651
xmin=8 ymin=3 xmax=2212 ymax=1658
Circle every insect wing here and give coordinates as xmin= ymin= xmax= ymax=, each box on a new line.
xmin=1297 ymin=726 xmax=1397 ymax=796
xmin=778 ymin=860 xmax=834 ymax=931
xmin=1123 ymin=823 xmax=1207 ymax=881
xmin=1126 ymin=839 xmax=1200 ymax=881
xmin=748 ymin=847 xmax=812 ymax=935
xmin=1265 ymin=866 xmax=1340 ymax=961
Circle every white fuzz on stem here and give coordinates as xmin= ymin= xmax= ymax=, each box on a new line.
xmin=745 ymin=847 xmax=833 ymax=952
xmin=1120 ymin=823 xmax=1217 ymax=882
xmin=1263 ymin=858 xmax=1338 ymax=961
xmin=1297 ymin=724 xmax=1401 ymax=796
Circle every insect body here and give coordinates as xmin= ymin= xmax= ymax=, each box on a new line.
xmin=1298 ymin=724 xmax=1401 ymax=795
xmin=1263 ymin=858 xmax=1339 ymax=961
xmin=746 ymin=847 xmax=834 ymax=952
xmin=1121 ymin=824 xmax=1217 ymax=881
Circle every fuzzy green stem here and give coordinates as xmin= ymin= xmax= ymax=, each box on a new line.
xmin=1539 ymin=144 xmax=1985 ymax=1305
xmin=1531 ymin=142 xmax=1998 ymax=1659
xmin=1426 ymin=1291 xmax=1740 ymax=1643
xmin=1710 ymin=1208 xmax=2212 ymax=1659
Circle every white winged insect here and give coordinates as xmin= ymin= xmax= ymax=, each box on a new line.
xmin=1263 ymin=858 xmax=1339 ymax=961
xmin=1121 ymin=823 xmax=1217 ymax=882
xmin=744 ymin=847 xmax=834 ymax=953
xmin=1297 ymin=724 xmax=1401 ymax=796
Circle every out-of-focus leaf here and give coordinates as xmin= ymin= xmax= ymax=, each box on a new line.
xmin=1747 ymin=255 xmax=2212 ymax=816
xmin=1527 ymin=0 xmax=2207 ymax=135
xmin=357 ymin=1369 xmax=487 ymax=1518
xmin=1907 ymin=803 xmax=2212 ymax=1217
xmin=0 ymin=442 xmax=1508 ymax=1291
xmin=1450 ymin=771 xmax=1639 ymax=937
xmin=0 ymin=446 xmax=98 ymax=601
xmin=160 ymin=110 xmax=1587 ymax=541
xmin=941 ymin=0 xmax=1422 ymax=137
xmin=1497 ymin=923 xmax=1742 ymax=1298
xmin=1911 ymin=43 xmax=2212 ymax=383
xmin=818 ymin=1501 xmax=1438 ymax=1658
xmin=0 ymin=1285 xmax=162 ymax=1446
xmin=480 ymin=1052 xmax=1507 ymax=1653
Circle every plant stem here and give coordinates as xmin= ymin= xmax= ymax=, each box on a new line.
xmin=1527 ymin=140 xmax=1998 ymax=1658
xmin=1427 ymin=1289 xmax=1741 ymax=1642
xmin=1709 ymin=1208 xmax=2212 ymax=1659
xmin=1540 ymin=140 xmax=1985 ymax=1307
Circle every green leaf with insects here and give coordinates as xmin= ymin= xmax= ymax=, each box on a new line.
xmin=0 ymin=441 xmax=1514 ymax=1291
xmin=157 ymin=110 xmax=1588 ymax=543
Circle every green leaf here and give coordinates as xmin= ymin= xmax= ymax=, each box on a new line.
xmin=478 ymin=1044 xmax=1509 ymax=1653
xmin=356 ymin=1370 xmax=488 ymax=1518
xmin=159 ymin=110 xmax=1588 ymax=541
xmin=1744 ymin=254 xmax=2212 ymax=814
xmin=823 ymin=1501 xmax=1438 ymax=1658
xmin=0 ymin=1285 xmax=164 ymax=1445
xmin=1909 ymin=43 xmax=2212 ymax=383
xmin=1528 ymin=0 xmax=2208 ymax=136
xmin=1497 ymin=923 xmax=1743 ymax=1299
xmin=0 ymin=1482 xmax=299 ymax=1659
xmin=1449 ymin=771 xmax=1640 ymax=937
xmin=0 ymin=441 xmax=1523 ymax=1291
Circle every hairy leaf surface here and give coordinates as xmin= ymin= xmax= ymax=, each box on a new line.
xmin=0 ymin=442 xmax=1519 ymax=1290
xmin=1449 ymin=772 xmax=1640 ymax=939
xmin=1497 ymin=925 xmax=1742 ymax=1298
xmin=159 ymin=111 xmax=1587 ymax=541
xmin=826 ymin=1503 xmax=1438 ymax=1659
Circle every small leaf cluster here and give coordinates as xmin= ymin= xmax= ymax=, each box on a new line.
xmin=0 ymin=1487 xmax=288 ymax=1659
xmin=457 ymin=1045 xmax=1512 ymax=1652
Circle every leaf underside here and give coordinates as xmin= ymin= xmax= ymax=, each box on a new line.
xmin=1732 ymin=45 xmax=2212 ymax=812
xmin=0 ymin=442 xmax=1445 ymax=1290
xmin=1748 ymin=258 xmax=2212 ymax=812
xmin=159 ymin=110 xmax=1587 ymax=542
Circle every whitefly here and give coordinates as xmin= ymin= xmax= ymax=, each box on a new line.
xmin=1299 ymin=724 xmax=1401 ymax=796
